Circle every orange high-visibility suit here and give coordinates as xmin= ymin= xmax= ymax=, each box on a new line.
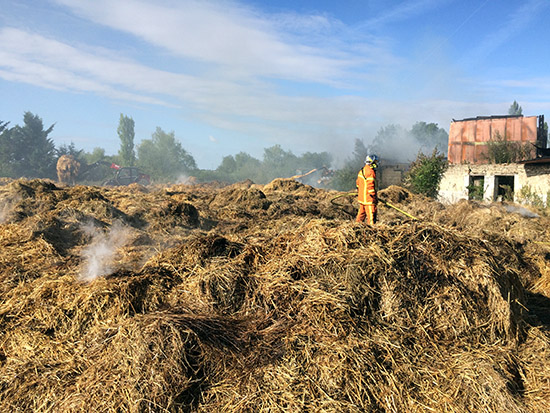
xmin=356 ymin=164 xmax=377 ymax=224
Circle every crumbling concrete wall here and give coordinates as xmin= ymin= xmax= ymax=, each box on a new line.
xmin=378 ymin=164 xmax=409 ymax=189
xmin=439 ymin=163 xmax=550 ymax=205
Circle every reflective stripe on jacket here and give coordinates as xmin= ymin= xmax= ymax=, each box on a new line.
xmin=356 ymin=165 xmax=377 ymax=205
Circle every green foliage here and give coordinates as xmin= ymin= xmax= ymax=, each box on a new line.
xmin=83 ymin=147 xmax=107 ymax=164
xmin=217 ymin=152 xmax=262 ymax=182
xmin=518 ymin=185 xmax=544 ymax=208
xmin=328 ymin=139 xmax=368 ymax=191
xmin=78 ymin=147 xmax=118 ymax=184
xmin=500 ymin=185 xmax=514 ymax=201
xmin=486 ymin=131 xmax=531 ymax=163
xmin=0 ymin=121 xmax=9 ymax=135
xmin=467 ymin=183 xmax=484 ymax=201
xmin=117 ymin=114 xmax=136 ymax=167
xmin=410 ymin=122 xmax=448 ymax=155
xmin=5 ymin=112 xmax=57 ymax=178
xmin=299 ymin=151 xmax=332 ymax=171
xmin=508 ymin=100 xmax=523 ymax=116
xmin=217 ymin=155 xmax=237 ymax=175
xmin=57 ymin=142 xmax=84 ymax=161
xmin=137 ymin=127 xmax=197 ymax=182
xmin=368 ymin=124 xmax=406 ymax=160
xmin=260 ymin=145 xmax=298 ymax=182
xmin=329 ymin=168 xmax=357 ymax=191
xmin=208 ymin=146 xmax=331 ymax=185
xmin=404 ymin=149 xmax=447 ymax=198
xmin=0 ymin=121 xmax=14 ymax=177
xmin=366 ymin=122 xmax=448 ymax=163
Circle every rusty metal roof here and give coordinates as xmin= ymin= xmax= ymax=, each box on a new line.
xmin=448 ymin=115 xmax=538 ymax=165
xmin=451 ymin=114 xmax=523 ymax=122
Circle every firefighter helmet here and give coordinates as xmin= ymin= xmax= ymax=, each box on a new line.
xmin=365 ymin=154 xmax=379 ymax=168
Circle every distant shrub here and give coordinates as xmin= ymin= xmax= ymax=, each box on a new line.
xmin=518 ymin=185 xmax=544 ymax=208
xmin=404 ymin=149 xmax=448 ymax=198
xmin=486 ymin=132 xmax=531 ymax=163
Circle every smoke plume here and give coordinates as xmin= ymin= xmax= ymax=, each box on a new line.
xmin=0 ymin=195 xmax=19 ymax=224
xmin=79 ymin=221 xmax=132 ymax=282
xmin=504 ymin=205 xmax=540 ymax=218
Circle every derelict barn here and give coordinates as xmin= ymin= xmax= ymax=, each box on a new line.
xmin=377 ymin=163 xmax=410 ymax=189
xmin=438 ymin=114 xmax=550 ymax=205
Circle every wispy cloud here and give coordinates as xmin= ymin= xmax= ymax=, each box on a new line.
xmin=359 ymin=0 xmax=453 ymax=29
xmin=0 ymin=28 xmax=175 ymax=105
xmin=464 ymin=0 xmax=550 ymax=68
xmin=0 ymin=0 xmax=403 ymax=156
xmin=52 ymin=0 xmax=364 ymax=84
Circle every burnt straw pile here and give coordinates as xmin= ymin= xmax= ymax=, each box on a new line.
xmin=1 ymin=178 xmax=550 ymax=412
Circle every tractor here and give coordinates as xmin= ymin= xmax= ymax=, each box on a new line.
xmin=102 ymin=164 xmax=151 ymax=186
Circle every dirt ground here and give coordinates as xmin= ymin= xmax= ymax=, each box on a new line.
xmin=1 ymin=178 xmax=549 ymax=412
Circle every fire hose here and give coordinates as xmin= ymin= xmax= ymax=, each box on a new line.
xmin=330 ymin=192 xmax=418 ymax=220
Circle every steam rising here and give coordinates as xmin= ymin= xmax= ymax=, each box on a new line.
xmin=79 ymin=221 xmax=132 ymax=282
xmin=0 ymin=195 xmax=19 ymax=224
xmin=176 ymin=174 xmax=194 ymax=184
xmin=504 ymin=205 xmax=540 ymax=218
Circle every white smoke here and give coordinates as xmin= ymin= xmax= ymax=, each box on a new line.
xmin=79 ymin=221 xmax=132 ymax=282
xmin=175 ymin=174 xmax=196 ymax=184
xmin=0 ymin=195 xmax=20 ymax=224
xmin=368 ymin=129 xmax=424 ymax=164
xmin=504 ymin=205 xmax=540 ymax=218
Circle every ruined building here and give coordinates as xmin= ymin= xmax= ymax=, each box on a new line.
xmin=438 ymin=114 xmax=550 ymax=205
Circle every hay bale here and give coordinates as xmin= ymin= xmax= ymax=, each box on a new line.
xmin=57 ymin=155 xmax=81 ymax=185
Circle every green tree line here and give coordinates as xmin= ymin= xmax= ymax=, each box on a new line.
xmin=1 ymin=110 xmax=450 ymax=195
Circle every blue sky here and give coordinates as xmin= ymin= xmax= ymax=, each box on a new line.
xmin=1 ymin=0 xmax=549 ymax=169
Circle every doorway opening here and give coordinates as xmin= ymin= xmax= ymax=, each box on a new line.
xmin=495 ymin=175 xmax=514 ymax=201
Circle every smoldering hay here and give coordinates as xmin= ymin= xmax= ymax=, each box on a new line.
xmin=0 ymin=178 xmax=549 ymax=412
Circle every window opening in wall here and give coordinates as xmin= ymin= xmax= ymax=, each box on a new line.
xmin=468 ymin=175 xmax=484 ymax=200
xmin=495 ymin=175 xmax=514 ymax=201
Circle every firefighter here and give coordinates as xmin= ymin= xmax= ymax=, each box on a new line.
xmin=356 ymin=154 xmax=379 ymax=224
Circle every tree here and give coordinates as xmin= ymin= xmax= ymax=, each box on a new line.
xmin=298 ymin=151 xmax=332 ymax=171
xmin=233 ymin=152 xmax=262 ymax=182
xmin=368 ymin=124 xmax=410 ymax=162
xmin=329 ymin=139 xmax=368 ymax=191
xmin=262 ymin=145 xmax=298 ymax=181
xmin=9 ymin=112 xmax=56 ymax=178
xmin=137 ymin=127 xmax=196 ymax=182
xmin=56 ymin=142 xmax=84 ymax=160
xmin=404 ymin=149 xmax=447 ymax=198
xmin=216 ymin=155 xmax=238 ymax=175
xmin=410 ymin=122 xmax=448 ymax=155
xmin=350 ymin=139 xmax=368 ymax=166
xmin=0 ymin=121 xmax=14 ymax=177
xmin=83 ymin=147 xmax=107 ymax=164
xmin=117 ymin=114 xmax=136 ymax=166
xmin=77 ymin=147 xmax=116 ymax=183
xmin=508 ymin=101 xmax=523 ymax=116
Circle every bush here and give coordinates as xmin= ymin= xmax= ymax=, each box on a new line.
xmin=467 ymin=183 xmax=484 ymax=201
xmin=405 ymin=149 xmax=447 ymax=198
xmin=518 ymin=185 xmax=545 ymax=208
xmin=486 ymin=132 xmax=532 ymax=163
